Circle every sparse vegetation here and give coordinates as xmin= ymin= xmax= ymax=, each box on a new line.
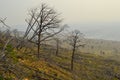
xmin=0 ymin=2 xmax=120 ymax=80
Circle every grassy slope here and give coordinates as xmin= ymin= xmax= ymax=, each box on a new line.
xmin=47 ymin=52 xmax=120 ymax=80
xmin=0 ymin=44 xmax=120 ymax=80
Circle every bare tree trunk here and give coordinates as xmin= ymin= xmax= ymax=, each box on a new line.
xmin=71 ymin=47 xmax=75 ymax=71
xmin=37 ymin=31 xmax=41 ymax=58
xmin=56 ymin=42 xmax=59 ymax=56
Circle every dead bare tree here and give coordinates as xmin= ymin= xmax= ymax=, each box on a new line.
xmin=0 ymin=18 xmax=13 ymax=60
xmin=24 ymin=3 xmax=64 ymax=58
xmin=53 ymin=24 xmax=69 ymax=56
xmin=53 ymin=37 xmax=61 ymax=56
xmin=67 ymin=30 xmax=85 ymax=71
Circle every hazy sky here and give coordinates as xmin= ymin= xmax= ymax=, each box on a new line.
xmin=1 ymin=0 xmax=120 ymax=24
xmin=0 ymin=0 xmax=120 ymax=40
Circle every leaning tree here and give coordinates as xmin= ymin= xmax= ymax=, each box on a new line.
xmin=67 ymin=30 xmax=85 ymax=70
xmin=24 ymin=3 xmax=64 ymax=58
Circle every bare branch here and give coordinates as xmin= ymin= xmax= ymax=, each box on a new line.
xmin=0 ymin=18 xmax=10 ymax=28
xmin=24 ymin=3 xmax=63 ymax=58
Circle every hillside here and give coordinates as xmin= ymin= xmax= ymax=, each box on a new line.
xmin=1 ymin=1 xmax=120 ymax=80
xmin=80 ymin=39 xmax=120 ymax=61
xmin=0 ymin=25 xmax=120 ymax=80
xmin=0 ymin=41 xmax=120 ymax=80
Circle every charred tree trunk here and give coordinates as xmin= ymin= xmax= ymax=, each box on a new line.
xmin=37 ymin=31 xmax=41 ymax=58
xmin=56 ymin=41 xmax=59 ymax=56
xmin=71 ymin=43 xmax=76 ymax=71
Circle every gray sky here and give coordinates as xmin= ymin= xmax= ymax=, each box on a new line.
xmin=1 ymin=0 xmax=120 ymax=24
xmin=0 ymin=0 xmax=120 ymax=40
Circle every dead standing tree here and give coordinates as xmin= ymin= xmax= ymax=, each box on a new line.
xmin=0 ymin=18 xmax=13 ymax=60
xmin=67 ymin=30 xmax=85 ymax=71
xmin=24 ymin=3 xmax=63 ymax=58
xmin=54 ymin=37 xmax=61 ymax=56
